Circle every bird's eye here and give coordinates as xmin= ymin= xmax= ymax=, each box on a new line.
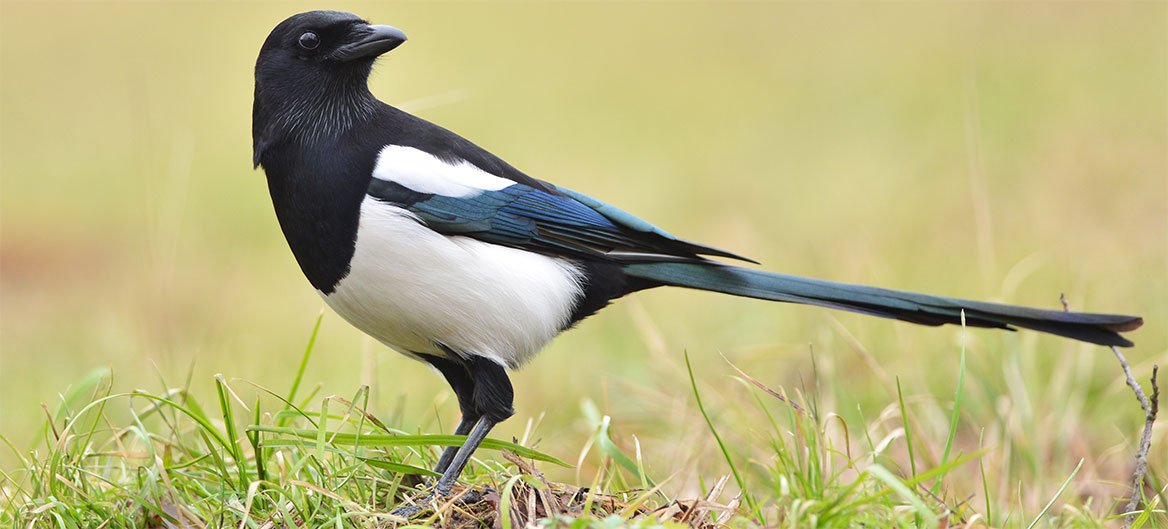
xmin=298 ymin=31 xmax=320 ymax=50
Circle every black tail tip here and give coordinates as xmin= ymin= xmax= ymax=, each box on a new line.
xmin=1106 ymin=316 xmax=1144 ymax=333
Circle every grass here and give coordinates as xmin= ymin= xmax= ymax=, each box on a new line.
xmin=2 ymin=2 xmax=1166 ymax=528
xmin=2 ymin=319 xmax=1164 ymax=528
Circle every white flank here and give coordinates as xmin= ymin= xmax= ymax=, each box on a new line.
xmin=371 ymin=145 xmax=514 ymax=197
xmin=322 ymin=197 xmax=585 ymax=368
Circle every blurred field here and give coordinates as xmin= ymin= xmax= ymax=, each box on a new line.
xmin=1 ymin=0 xmax=1165 ymax=521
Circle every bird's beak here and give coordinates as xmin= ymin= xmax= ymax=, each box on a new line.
xmin=334 ymin=24 xmax=407 ymax=61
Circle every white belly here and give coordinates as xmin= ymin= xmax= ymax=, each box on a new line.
xmin=322 ymin=196 xmax=585 ymax=368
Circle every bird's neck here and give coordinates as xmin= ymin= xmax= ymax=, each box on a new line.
xmin=253 ymin=78 xmax=379 ymax=164
xmin=253 ymin=77 xmax=385 ymax=292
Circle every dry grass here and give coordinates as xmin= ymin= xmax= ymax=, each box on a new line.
xmin=2 ymin=2 xmax=1165 ymax=527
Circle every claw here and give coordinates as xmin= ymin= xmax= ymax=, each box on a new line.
xmin=389 ymin=487 xmax=487 ymax=518
xmin=390 ymin=503 xmax=426 ymax=519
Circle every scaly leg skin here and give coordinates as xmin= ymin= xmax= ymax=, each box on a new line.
xmin=433 ymin=415 xmax=478 ymax=475
xmin=392 ymin=354 xmax=514 ymax=518
xmin=390 ymin=416 xmax=498 ymax=518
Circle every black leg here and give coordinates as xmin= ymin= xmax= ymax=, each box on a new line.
xmin=393 ymin=353 xmax=514 ymax=518
xmin=433 ymin=415 xmax=476 ymax=474
xmin=418 ymin=353 xmax=480 ymax=474
xmin=434 ymin=415 xmax=498 ymax=496
xmin=430 ymin=356 xmax=514 ymax=485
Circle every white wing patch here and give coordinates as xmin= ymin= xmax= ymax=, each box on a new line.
xmin=322 ymin=198 xmax=585 ymax=368
xmin=372 ymin=145 xmax=514 ymax=197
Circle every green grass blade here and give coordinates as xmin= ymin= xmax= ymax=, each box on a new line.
xmin=896 ymin=377 xmax=917 ymax=479
xmin=50 ymin=367 xmax=111 ymax=424
xmin=582 ymin=400 xmax=655 ymax=487
xmin=866 ymin=464 xmax=939 ymax=527
xmin=248 ymin=426 xmax=569 ymax=466
xmin=937 ymin=312 xmax=967 ymax=491
xmin=281 ymin=310 xmax=324 ymax=427
xmin=498 ymin=474 xmax=525 ymax=529
xmin=855 ymin=447 xmax=990 ymax=506
xmin=214 ymin=374 xmax=247 ymax=490
xmin=684 ymin=351 xmax=760 ymax=521
xmin=316 ymin=396 xmax=329 ymax=460
xmin=1026 ymin=458 xmax=1083 ymax=529
xmin=198 ymin=427 xmax=234 ymax=488
xmin=76 ymin=370 xmax=113 ymax=467
xmin=979 ymin=428 xmax=992 ymax=527
xmin=357 ymin=457 xmax=441 ymax=477
xmin=251 ymin=394 xmax=266 ymax=483
xmin=238 ymin=380 xmax=320 ymax=429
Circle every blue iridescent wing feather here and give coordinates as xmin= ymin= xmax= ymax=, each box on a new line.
xmin=366 ymin=179 xmax=753 ymax=263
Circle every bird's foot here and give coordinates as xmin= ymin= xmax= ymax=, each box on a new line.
xmin=389 ymin=487 xmax=489 ymax=519
xmin=457 ymin=488 xmax=485 ymax=504
xmin=390 ymin=490 xmax=432 ymax=518
xmin=390 ymin=491 xmax=433 ymax=519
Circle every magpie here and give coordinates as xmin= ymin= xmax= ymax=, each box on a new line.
xmin=253 ymin=10 xmax=1142 ymax=507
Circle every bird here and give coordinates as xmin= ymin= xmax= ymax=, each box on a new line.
xmin=253 ymin=10 xmax=1142 ymax=511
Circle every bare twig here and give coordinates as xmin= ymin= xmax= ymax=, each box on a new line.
xmin=1109 ymin=345 xmax=1159 ymax=528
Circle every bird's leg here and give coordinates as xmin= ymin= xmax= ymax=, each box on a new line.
xmin=391 ymin=416 xmax=497 ymax=518
xmin=429 ymin=356 xmax=512 ymax=495
xmin=418 ymin=353 xmax=479 ymax=475
xmin=394 ymin=355 xmax=512 ymax=518
xmin=433 ymin=414 xmax=478 ymax=474
xmin=434 ymin=415 xmax=497 ymax=496
xmin=427 ymin=356 xmax=513 ymax=495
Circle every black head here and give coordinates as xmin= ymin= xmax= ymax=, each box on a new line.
xmin=253 ymin=11 xmax=407 ymax=167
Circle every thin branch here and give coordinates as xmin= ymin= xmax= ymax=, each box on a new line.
xmin=1109 ymin=344 xmax=1159 ymax=529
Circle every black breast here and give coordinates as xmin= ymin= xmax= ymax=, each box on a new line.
xmin=262 ymin=138 xmax=373 ymax=293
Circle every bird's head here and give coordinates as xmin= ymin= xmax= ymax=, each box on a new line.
xmin=253 ymin=11 xmax=407 ymax=167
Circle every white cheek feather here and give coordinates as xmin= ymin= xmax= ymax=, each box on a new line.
xmin=323 ymin=197 xmax=585 ymax=368
xmin=372 ymin=145 xmax=514 ymax=197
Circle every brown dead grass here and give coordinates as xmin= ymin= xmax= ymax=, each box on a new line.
xmin=381 ymin=452 xmax=743 ymax=529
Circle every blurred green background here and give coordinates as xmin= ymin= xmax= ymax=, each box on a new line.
xmin=2 ymin=0 xmax=1165 ymax=508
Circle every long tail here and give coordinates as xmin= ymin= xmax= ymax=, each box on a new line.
xmin=622 ymin=262 xmax=1143 ymax=347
